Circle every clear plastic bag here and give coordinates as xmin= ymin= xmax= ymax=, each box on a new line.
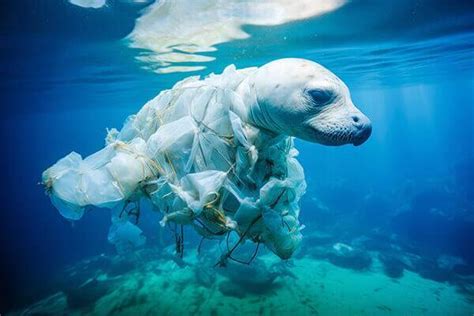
xmin=43 ymin=65 xmax=306 ymax=260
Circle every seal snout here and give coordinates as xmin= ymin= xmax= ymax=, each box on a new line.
xmin=351 ymin=113 xmax=372 ymax=146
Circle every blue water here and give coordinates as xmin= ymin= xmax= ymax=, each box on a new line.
xmin=1 ymin=0 xmax=473 ymax=314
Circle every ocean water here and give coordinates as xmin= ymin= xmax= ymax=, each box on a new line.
xmin=1 ymin=0 xmax=473 ymax=315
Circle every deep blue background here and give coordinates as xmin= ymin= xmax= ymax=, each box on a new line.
xmin=0 ymin=0 xmax=473 ymax=311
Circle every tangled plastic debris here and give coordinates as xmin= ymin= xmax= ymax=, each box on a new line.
xmin=42 ymin=65 xmax=306 ymax=262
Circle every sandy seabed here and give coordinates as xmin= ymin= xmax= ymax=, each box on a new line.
xmin=15 ymin=249 xmax=474 ymax=316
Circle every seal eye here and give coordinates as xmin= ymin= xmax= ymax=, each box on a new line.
xmin=307 ymin=88 xmax=334 ymax=106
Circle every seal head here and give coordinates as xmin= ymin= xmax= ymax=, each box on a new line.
xmin=239 ymin=58 xmax=371 ymax=146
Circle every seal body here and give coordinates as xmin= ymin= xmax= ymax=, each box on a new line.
xmin=42 ymin=58 xmax=371 ymax=260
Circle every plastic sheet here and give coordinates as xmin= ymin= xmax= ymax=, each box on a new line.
xmin=43 ymin=65 xmax=306 ymax=260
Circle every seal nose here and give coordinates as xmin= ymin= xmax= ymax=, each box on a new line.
xmin=351 ymin=114 xmax=367 ymax=128
xmin=352 ymin=113 xmax=372 ymax=146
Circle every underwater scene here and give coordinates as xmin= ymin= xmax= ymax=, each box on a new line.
xmin=1 ymin=0 xmax=474 ymax=315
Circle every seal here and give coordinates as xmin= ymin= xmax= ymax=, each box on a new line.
xmin=42 ymin=58 xmax=372 ymax=260
xmin=233 ymin=58 xmax=372 ymax=146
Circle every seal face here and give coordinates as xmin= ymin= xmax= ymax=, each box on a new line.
xmin=246 ymin=58 xmax=372 ymax=146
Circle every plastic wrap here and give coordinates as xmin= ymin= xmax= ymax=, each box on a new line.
xmin=43 ymin=65 xmax=306 ymax=260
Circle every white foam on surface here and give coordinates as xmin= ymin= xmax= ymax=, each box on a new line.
xmin=68 ymin=0 xmax=153 ymax=9
xmin=128 ymin=0 xmax=346 ymax=73
xmin=68 ymin=0 xmax=107 ymax=9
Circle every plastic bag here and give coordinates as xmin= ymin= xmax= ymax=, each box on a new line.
xmin=43 ymin=65 xmax=306 ymax=260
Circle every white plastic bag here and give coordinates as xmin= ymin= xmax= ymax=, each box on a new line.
xmin=43 ymin=65 xmax=307 ymax=259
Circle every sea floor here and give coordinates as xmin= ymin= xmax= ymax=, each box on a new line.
xmin=15 ymin=248 xmax=474 ymax=316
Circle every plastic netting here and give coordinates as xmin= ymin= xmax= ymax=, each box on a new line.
xmin=42 ymin=65 xmax=306 ymax=261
